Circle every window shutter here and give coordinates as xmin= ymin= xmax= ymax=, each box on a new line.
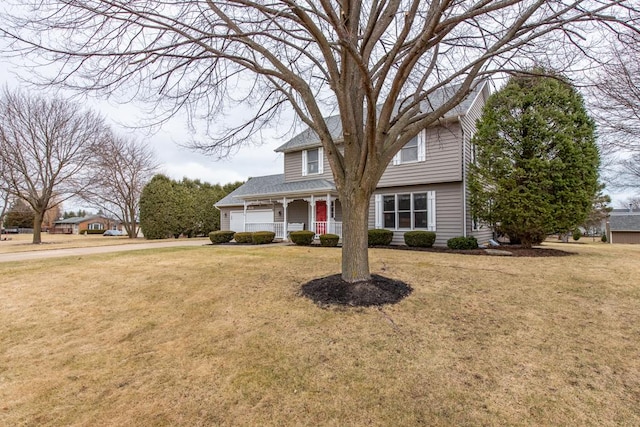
xmin=427 ymin=191 xmax=436 ymax=231
xmin=392 ymin=151 xmax=401 ymax=165
xmin=374 ymin=194 xmax=383 ymax=229
xmin=302 ymin=150 xmax=308 ymax=176
xmin=418 ymin=131 xmax=426 ymax=162
xmin=318 ymin=147 xmax=324 ymax=174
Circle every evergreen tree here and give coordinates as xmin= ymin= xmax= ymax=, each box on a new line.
xmin=469 ymin=70 xmax=600 ymax=247
xmin=4 ymin=199 xmax=35 ymax=228
xmin=139 ymin=174 xmax=176 ymax=239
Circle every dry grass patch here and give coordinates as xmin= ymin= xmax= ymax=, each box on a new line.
xmin=1 ymin=242 xmax=639 ymax=426
xmin=0 ymin=233 xmax=161 ymax=253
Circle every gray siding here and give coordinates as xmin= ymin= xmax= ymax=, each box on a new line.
xmin=220 ymin=207 xmax=232 ymax=230
xmin=284 ymin=149 xmax=334 ymax=183
xmin=368 ymin=182 xmax=465 ymax=246
xmin=377 ymin=124 xmax=462 ymax=188
xmin=287 ymin=200 xmax=309 ymax=228
xmin=462 ymin=84 xmax=493 ymax=243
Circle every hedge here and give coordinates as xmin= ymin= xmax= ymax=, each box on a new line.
xmin=252 ymin=231 xmax=275 ymax=245
xmin=209 ymin=230 xmax=235 ymax=244
xmin=319 ymin=233 xmax=340 ymax=247
xmin=234 ymin=232 xmax=253 ymax=244
xmin=446 ymin=236 xmax=478 ymax=250
xmin=368 ymin=229 xmax=393 ymax=246
xmin=290 ymin=230 xmax=315 ymax=246
xmin=404 ymin=230 xmax=436 ymax=248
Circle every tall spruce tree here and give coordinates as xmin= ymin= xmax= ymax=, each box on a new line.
xmin=469 ymin=70 xmax=600 ymax=247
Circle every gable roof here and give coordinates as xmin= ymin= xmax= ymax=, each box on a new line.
xmin=275 ymin=80 xmax=488 ymax=153
xmin=215 ymin=174 xmax=336 ymax=207
xmin=610 ymin=214 xmax=640 ymax=232
xmin=54 ymin=215 xmax=109 ymax=225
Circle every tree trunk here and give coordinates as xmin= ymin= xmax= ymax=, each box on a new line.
xmin=340 ymin=189 xmax=372 ymax=283
xmin=32 ymin=211 xmax=44 ymax=244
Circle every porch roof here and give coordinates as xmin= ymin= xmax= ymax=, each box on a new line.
xmin=274 ymin=80 xmax=488 ymax=153
xmin=215 ymin=174 xmax=336 ymax=207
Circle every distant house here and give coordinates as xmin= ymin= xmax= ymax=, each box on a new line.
xmin=215 ymin=81 xmax=493 ymax=246
xmin=50 ymin=215 xmax=121 ymax=235
xmin=607 ymin=208 xmax=640 ymax=244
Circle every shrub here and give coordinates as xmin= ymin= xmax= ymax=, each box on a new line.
xmin=234 ymin=232 xmax=253 ymax=244
xmin=447 ymin=236 xmax=478 ymax=250
xmin=572 ymin=229 xmax=582 ymax=241
xmin=404 ymin=230 xmax=436 ymax=248
xmin=252 ymin=231 xmax=275 ymax=245
xmin=601 ymin=233 xmax=607 ymax=243
xmin=289 ymin=230 xmax=315 ymax=246
xmin=209 ymin=230 xmax=235 ymax=244
xmin=368 ymin=229 xmax=393 ymax=246
xmin=319 ymin=233 xmax=340 ymax=247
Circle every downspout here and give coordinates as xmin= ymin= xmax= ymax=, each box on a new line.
xmin=460 ymin=115 xmax=467 ymax=238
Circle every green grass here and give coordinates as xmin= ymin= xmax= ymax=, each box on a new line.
xmin=1 ymin=242 xmax=639 ymax=426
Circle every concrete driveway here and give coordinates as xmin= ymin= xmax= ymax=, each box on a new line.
xmin=0 ymin=239 xmax=210 ymax=263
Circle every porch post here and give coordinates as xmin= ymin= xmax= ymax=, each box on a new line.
xmin=243 ymin=200 xmax=247 ymax=232
xmin=327 ymin=193 xmax=332 ymax=234
xmin=310 ymin=195 xmax=315 ymax=235
xmin=282 ymin=197 xmax=288 ymax=241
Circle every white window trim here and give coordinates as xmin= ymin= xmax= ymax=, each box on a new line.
xmin=302 ymin=147 xmax=324 ymax=176
xmin=374 ymin=190 xmax=436 ymax=231
xmin=393 ymin=131 xmax=426 ymax=165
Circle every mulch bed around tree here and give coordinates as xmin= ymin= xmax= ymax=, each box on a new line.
xmin=301 ymin=274 xmax=412 ymax=307
xmin=382 ymin=244 xmax=575 ymax=257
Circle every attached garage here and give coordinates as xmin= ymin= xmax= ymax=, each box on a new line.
xmin=229 ymin=209 xmax=274 ymax=232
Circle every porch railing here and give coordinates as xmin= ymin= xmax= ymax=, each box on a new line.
xmin=313 ymin=221 xmax=343 ymax=238
xmin=245 ymin=222 xmax=285 ymax=239
xmin=244 ymin=221 xmax=342 ymax=240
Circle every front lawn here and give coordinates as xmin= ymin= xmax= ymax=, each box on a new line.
xmin=1 ymin=242 xmax=638 ymax=426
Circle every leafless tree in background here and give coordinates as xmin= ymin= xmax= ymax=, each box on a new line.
xmin=0 ymin=89 xmax=108 ymax=243
xmin=591 ymin=30 xmax=640 ymax=154
xmin=83 ymin=134 xmax=159 ymax=238
xmin=2 ymin=1 xmax=637 ymax=280
xmin=588 ymin=29 xmax=640 ymax=197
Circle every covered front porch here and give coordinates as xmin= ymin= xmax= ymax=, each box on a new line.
xmin=237 ymin=193 xmax=343 ymax=240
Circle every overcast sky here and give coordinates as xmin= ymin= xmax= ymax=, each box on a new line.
xmin=0 ymin=41 xmax=634 ymax=209
xmin=0 ymin=58 xmax=285 ymax=189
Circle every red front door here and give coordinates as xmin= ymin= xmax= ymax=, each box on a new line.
xmin=315 ymin=201 xmax=327 ymax=234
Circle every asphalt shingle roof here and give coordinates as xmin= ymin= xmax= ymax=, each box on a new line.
xmin=610 ymin=214 xmax=640 ymax=232
xmin=215 ymin=174 xmax=336 ymax=207
xmin=54 ymin=215 xmax=105 ymax=225
xmin=275 ymin=81 xmax=487 ymax=153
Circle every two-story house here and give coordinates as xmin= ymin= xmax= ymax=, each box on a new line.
xmin=215 ymin=81 xmax=493 ymax=246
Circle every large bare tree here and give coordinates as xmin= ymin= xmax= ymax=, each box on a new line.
xmin=3 ymin=1 xmax=637 ymax=280
xmin=83 ymin=134 xmax=159 ymax=238
xmin=0 ymin=89 xmax=108 ymax=243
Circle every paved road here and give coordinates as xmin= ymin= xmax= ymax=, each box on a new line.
xmin=0 ymin=239 xmax=210 ymax=263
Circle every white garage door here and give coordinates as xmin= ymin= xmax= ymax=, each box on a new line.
xmin=229 ymin=210 xmax=273 ymax=232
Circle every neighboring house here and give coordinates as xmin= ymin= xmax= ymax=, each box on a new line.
xmin=215 ymin=81 xmax=493 ymax=246
xmin=50 ymin=215 xmax=121 ymax=235
xmin=607 ymin=208 xmax=640 ymax=244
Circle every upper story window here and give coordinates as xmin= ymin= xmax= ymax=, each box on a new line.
xmin=302 ymin=147 xmax=324 ymax=176
xmin=393 ymin=131 xmax=426 ymax=165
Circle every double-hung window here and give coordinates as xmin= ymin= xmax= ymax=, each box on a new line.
xmin=375 ymin=191 xmax=436 ymax=231
xmin=302 ymin=147 xmax=324 ymax=176
xmin=393 ymin=131 xmax=426 ymax=165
